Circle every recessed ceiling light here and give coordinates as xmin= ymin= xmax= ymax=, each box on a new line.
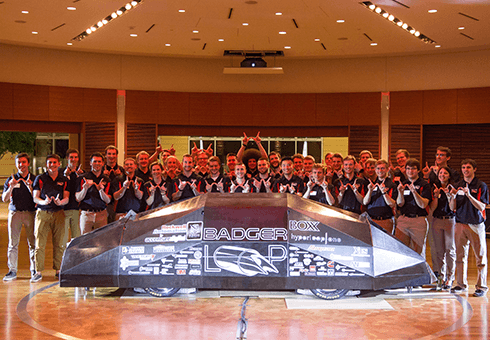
xmin=130 ymin=34 xmax=137 ymax=37
xmin=275 ymin=12 xmax=282 ymax=16
xmin=179 ymin=9 xmax=185 ymax=13
xmin=192 ymin=30 xmax=199 ymax=33
xmin=32 ymin=31 xmax=38 ymax=35
xmin=165 ymin=43 xmax=171 ymax=46
xmin=428 ymin=9 xmax=437 ymax=13
xmin=314 ymin=38 xmax=320 ymax=42
xmin=67 ymin=42 xmax=73 ymax=46
xmin=218 ymin=39 xmax=224 ymax=41
xmin=370 ymin=42 xmax=377 ymax=46
xmin=279 ymin=31 xmax=286 ymax=35
xmin=242 ymin=23 xmax=249 ymax=26
xmin=435 ymin=45 xmax=441 ymax=48
xmin=458 ymin=26 xmax=465 ymax=30
xmin=336 ymin=20 xmax=345 ymax=23
xmin=284 ymin=46 xmax=291 ymax=49
xmin=67 ymin=7 xmax=76 ymax=11
xmin=22 ymin=11 xmax=29 ymax=14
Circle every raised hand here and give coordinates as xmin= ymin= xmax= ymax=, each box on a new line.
xmin=205 ymin=181 xmax=214 ymax=193
xmin=76 ymin=165 xmax=84 ymax=175
xmin=367 ymin=179 xmax=375 ymax=191
xmin=253 ymin=178 xmax=262 ymax=190
xmin=422 ymin=162 xmax=430 ymax=177
xmin=53 ymin=193 xmax=64 ymax=206
xmin=191 ymin=142 xmax=199 ymax=156
xmin=205 ymin=143 xmax=213 ymax=156
xmin=279 ymin=184 xmax=287 ymax=193
xmin=253 ymin=131 xmax=261 ymax=143
xmin=339 ymin=182 xmax=346 ymax=194
xmin=243 ymin=183 xmax=250 ymax=193
xmin=289 ymin=184 xmax=296 ymax=194
xmin=169 ymin=144 xmax=176 ymax=155
xmin=178 ymin=179 xmax=187 ymax=191
xmin=433 ymin=183 xmax=441 ymax=198
xmin=123 ymin=179 xmax=131 ymax=189
xmin=264 ymin=177 xmax=271 ymax=189
xmin=242 ymin=132 xmax=250 ymax=145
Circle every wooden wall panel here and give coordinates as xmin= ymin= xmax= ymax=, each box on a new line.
xmin=84 ymin=122 xmax=116 ymax=170
xmin=159 ymin=92 xmax=190 ymax=125
xmin=82 ymin=88 xmax=117 ymax=123
xmin=349 ymin=126 xmax=380 ymax=159
xmin=348 ymin=92 xmax=381 ymax=125
xmin=221 ymin=93 xmax=254 ymax=126
xmin=315 ymin=93 xmax=350 ymax=126
xmin=49 ymin=86 xmax=84 ymax=122
xmin=252 ymin=94 xmax=285 ymax=126
xmin=126 ymin=123 xmax=157 ymax=160
xmin=423 ymin=89 xmax=458 ymax=125
xmin=422 ymin=125 xmax=463 ymax=170
xmin=0 ymin=120 xmax=81 ymax=133
xmin=390 ymin=125 xmax=422 ymax=164
xmin=283 ymin=94 xmax=316 ymax=126
xmin=126 ymin=90 xmax=159 ymax=124
xmin=457 ymin=87 xmax=490 ymax=124
xmin=189 ymin=93 xmax=222 ymax=126
xmin=390 ymin=91 xmax=424 ymax=125
xmin=13 ymin=84 xmax=49 ymax=121
xmin=0 ymin=82 xmax=13 ymax=120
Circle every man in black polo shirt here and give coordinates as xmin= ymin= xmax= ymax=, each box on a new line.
xmin=2 ymin=153 xmax=36 ymax=281
xmin=272 ymin=157 xmax=304 ymax=196
xmin=135 ymin=151 xmax=152 ymax=183
xmin=303 ymin=163 xmax=335 ymax=205
xmin=334 ymin=155 xmax=367 ymax=214
xmin=76 ymin=152 xmax=111 ymax=234
xmin=449 ymin=159 xmax=488 ymax=297
xmin=112 ymin=158 xmax=144 ymax=219
xmin=31 ymin=154 xmax=69 ymax=283
xmin=363 ymin=159 xmax=398 ymax=234
xmin=268 ymin=151 xmax=282 ymax=179
xmin=103 ymin=145 xmax=124 ymax=223
xmin=172 ymin=154 xmax=205 ymax=201
xmin=394 ymin=158 xmax=431 ymax=257
xmin=204 ymin=156 xmax=230 ymax=193
xmin=422 ymin=146 xmax=461 ymax=185
xmin=252 ymin=158 xmax=273 ymax=193
xmin=61 ymin=149 xmax=84 ymax=244
xmin=143 ymin=162 xmax=171 ymax=210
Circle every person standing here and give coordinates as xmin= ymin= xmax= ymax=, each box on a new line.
xmin=334 ymin=155 xmax=366 ymax=214
xmin=143 ymin=162 xmax=171 ymax=210
xmin=103 ymin=145 xmax=124 ymax=223
xmin=204 ymin=156 xmax=230 ymax=193
xmin=112 ymin=158 xmax=144 ymax=219
xmin=2 ymin=153 xmax=36 ymax=281
xmin=449 ymin=159 xmax=488 ymax=297
xmin=76 ymin=153 xmax=111 ymax=234
xmin=303 ymin=163 xmax=335 ymax=205
xmin=272 ymin=157 xmax=305 ymax=196
xmin=31 ymin=154 xmax=69 ymax=282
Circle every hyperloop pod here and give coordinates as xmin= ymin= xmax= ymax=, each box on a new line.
xmin=60 ymin=193 xmax=435 ymax=291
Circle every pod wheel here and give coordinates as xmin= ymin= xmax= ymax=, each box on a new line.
xmin=145 ymin=287 xmax=180 ymax=297
xmin=310 ymin=289 xmax=349 ymax=300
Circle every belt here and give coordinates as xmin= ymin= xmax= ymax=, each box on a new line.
xmin=402 ymin=214 xmax=425 ymax=218
xmin=83 ymin=209 xmax=105 ymax=213
xmin=370 ymin=216 xmax=392 ymax=220
xmin=434 ymin=215 xmax=454 ymax=220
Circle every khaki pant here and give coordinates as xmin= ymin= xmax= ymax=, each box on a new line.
xmin=63 ymin=209 xmax=80 ymax=245
xmin=34 ymin=210 xmax=65 ymax=272
xmin=455 ymin=222 xmax=488 ymax=291
xmin=395 ymin=216 xmax=429 ymax=257
xmin=80 ymin=210 xmax=108 ymax=234
xmin=7 ymin=210 xmax=36 ymax=273
xmin=431 ymin=217 xmax=456 ymax=283
xmin=372 ymin=218 xmax=395 ymax=235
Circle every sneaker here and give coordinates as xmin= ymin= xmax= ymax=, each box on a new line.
xmin=30 ymin=272 xmax=42 ymax=283
xmin=442 ymin=281 xmax=453 ymax=291
xmin=451 ymin=286 xmax=468 ymax=293
xmin=473 ymin=289 xmax=487 ymax=297
xmin=3 ymin=271 xmax=17 ymax=282
xmin=55 ymin=271 xmax=60 ymax=278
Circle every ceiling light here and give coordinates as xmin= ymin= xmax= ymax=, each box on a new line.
xmin=435 ymin=45 xmax=441 ymax=48
xmin=165 ymin=43 xmax=171 ymax=46
xmin=97 ymin=21 xmax=103 ymax=27
xmin=314 ymin=38 xmax=320 ymax=42
xmin=279 ymin=31 xmax=286 ymax=34
xmin=414 ymin=31 xmax=420 ymax=37
xmin=131 ymin=1 xmax=138 ymax=6
xmin=428 ymin=9 xmax=437 ymax=14
xmin=130 ymin=34 xmax=137 ymax=37
xmin=179 ymin=9 xmax=185 ymax=13
xmin=125 ymin=3 xmax=132 ymax=10
xmin=242 ymin=23 xmax=249 ymax=26
xmin=370 ymin=42 xmax=377 ymax=46
xmin=402 ymin=23 xmax=408 ymax=29
xmin=193 ymin=30 xmax=199 ymax=33
xmin=368 ymin=4 xmax=375 ymax=10
xmin=67 ymin=43 xmax=73 ymax=45
xmin=337 ymin=20 xmax=345 ymax=23
xmin=116 ymin=9 xmax=123 ymax=15
xmin=102 ymin=19 xmax=108 ymax=25
xmin=388 ymin=15 xmax=394 ymax=21
xmin=458 ymin=26 xmax=465 ymax=30
xmin=90 ymin=27 xmax=97 ymax=32
xmin=67 ymin=7 xmax=76 ymax=11
xmin=218 ymin=39 xmax=224 ymax=41
xmin=284 ymin=46 xmax=291 ymax=49
xmin=397 ymin=21 xmax=403 ymax=27
xmin=275 ymin=12 xmax=282 ymax=16
xmin=22 ymin=11 xmax=29 ymax=14
xmin=111 ymin=12 xmax=118 ymax=18
xmin=375 ymin=7 xmax=382 ymax=14
xmin=382 ymin=12 xmax=389 ymax=18
xmin=86 ymin=29 xmax=92 ymax=34
xmin=32 ymin=31 xmax=38 ymax=35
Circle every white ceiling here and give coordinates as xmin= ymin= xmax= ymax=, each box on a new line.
xmin=1 ymin=0 xmax=489 ymax=59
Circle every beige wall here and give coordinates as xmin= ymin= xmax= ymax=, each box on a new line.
xmin=1 ymin=43 xmax=490 ymax=93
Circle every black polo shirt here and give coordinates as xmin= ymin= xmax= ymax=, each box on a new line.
xmin=142 ymin=178 xmax=172 ymax=210
xmin=135 ymin=168 xmax=152 ymax=183
xmin=111 ymin=174 xmax=145 ymax=213
xmin=33 ymin=172 xmax=68 ymax=212
xmin=432 ymin=184 xmax=455 ymax=218
xmin=428 ymin=166 xmax=461 ymax=186
xmin=230 ymin=178 xmax=255 ymax=193
xmin=3 ymin=173 xmax=36 ymax=212
xmin=272 ymin=175 xmax=305 ymax=194
xmin=252 ymin=174 xmax=274 ymax=193
xmin=454 ymin=177 xmax=489 ymax=224
xmin=366 ymin=177 xmax=398 ymax=219
xmin=60 ymin=167 xmax=83 ymax=211
xmin=398 ymin=177 xmax=431 ymax=217
xmin=305 ymin=183 xmax=335 ymax=204
xmin=205 ymin=174 xmax=231 ymax=193
xmin=171 ymin=173 xmax=205 ymax=201
xmin=104 ymin=164 xmax=125 ymax=182
xmin=334 ymin=176 xmax=367 ymax=214
xmin=76 ymin=172 xmax=111 ymax=211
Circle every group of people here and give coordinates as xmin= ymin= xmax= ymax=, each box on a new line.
xmin=2 ymin=133 xmax=488 ymax=298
